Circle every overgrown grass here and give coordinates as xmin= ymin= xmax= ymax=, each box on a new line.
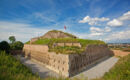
xmin=28 ymin=38 xmax=106 ymax=54
xmin=93 ymin=54 xmax=130 ymax=80
xmin=50 ymin=46 xmax=84 ymax=54
xmin=0 ymin=51 xmax=41 ymax=80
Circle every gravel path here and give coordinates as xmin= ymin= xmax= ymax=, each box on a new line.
xmin=17 ymin=56 xmax=59 ymax=78
xmin=16 ymin=56 xmax=119 ymax=79
xmin=72 ymin=57 xmax=119 ymax=80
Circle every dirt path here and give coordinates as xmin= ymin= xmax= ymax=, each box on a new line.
xmin=113 ymin=50 xmax=130 ymax=57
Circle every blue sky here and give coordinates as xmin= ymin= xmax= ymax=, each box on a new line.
xmin=0 ymin=0 xmax=130 ymax=43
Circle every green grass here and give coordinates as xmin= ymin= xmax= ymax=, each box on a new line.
xmin=28 ymin=38 xmax=106 ymax=54
xmin=49 ymin=46 xmax=84 ymax=54
xmin=0 ymin=51 xmax=41 ymax=80
xmin=93 ymin=54 xmax=130 ymax=80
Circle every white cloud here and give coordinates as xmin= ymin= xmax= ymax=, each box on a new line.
xmin=107 ymin=19 xmax=123 ymax=27
xmin=107 ymin=11 xmax=130 ymax=27
xmin=79 ymin=16 xmax=109 ymax=25
xmin=90 ymin=32 xmax=103 ymax=36
xmin=105 ymin=27 xmax=111 ymax=32
xmin=89 ymin=26 xmax=111 ymax=36
xmin=119 ymin=11 xmax=130 ymax=21
xmin=105 ymin=30 xmax=130 ymax=41
xmin=0 ymin=21 xmax=49 ymax=42
xmin=90 ymin=26 xmax=102 ymax=32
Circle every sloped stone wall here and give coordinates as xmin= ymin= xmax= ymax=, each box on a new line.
xmin=23 ymin=44 xmax=113 ymax=77
xmin=68 ymin=45 xmax=113 ymax=76
xmin=23 ymin=44 xmax=69 ymax=77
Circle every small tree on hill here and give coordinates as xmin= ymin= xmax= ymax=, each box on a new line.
xmin=11 ymin=41 xmax=24 ymax=50
xmin=9 ymin=36 xmax=16 ymax=44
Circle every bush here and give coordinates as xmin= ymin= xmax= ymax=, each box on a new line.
xmin=0 ymin=41 xmax=10 ymax=53
xmin=10 ymin=41 xmax=24 ymax=50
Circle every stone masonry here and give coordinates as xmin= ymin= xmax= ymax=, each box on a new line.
xmin=23 ymin=44 xmax=113 ymax=77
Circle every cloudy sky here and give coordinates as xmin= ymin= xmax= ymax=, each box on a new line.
xmin=0 ymin=0 xmax=130 ymax=43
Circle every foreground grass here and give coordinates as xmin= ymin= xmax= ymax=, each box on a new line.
xmin=0 ymin=51 xmax=41 ymax=80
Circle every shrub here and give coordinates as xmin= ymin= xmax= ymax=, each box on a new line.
xmin=10 ymin=41 xmax=24 ymax=50
xmin=0 ymin=41 xmax=10 ymax=53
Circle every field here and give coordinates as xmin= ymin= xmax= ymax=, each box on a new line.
xmin=0 ymin=51 xmax=130 ymax=80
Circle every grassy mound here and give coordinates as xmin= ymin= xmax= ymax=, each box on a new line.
xmin=46 ymin=30 xmax=77 ymax=38
xmin=26 ymin=38 xmax=106 ymax=54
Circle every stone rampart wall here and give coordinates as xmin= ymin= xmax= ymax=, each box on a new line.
xmin=23 ymin=44 xmax=113 ymax=77
xmin=23 ymin=44 xmax=69 ymax=77
xmin=69 ymin=45 xmax=113 ymax=76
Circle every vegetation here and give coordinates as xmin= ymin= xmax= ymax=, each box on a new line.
xmin=93 ymin=54 xmax=130 ymax=80
xmin=27 ymin=38 xmax=106 ymax=54
xmin=8 ymin=36 xmax=24 ymax=50
xmin=10 ymin=41 xmax=24 ymax=50
xmin=0 ymin=41 xmax=10 ymax=53
xmin=0 ymin=51 xmax=41 ymax=80
xmin=50 ymin=46 xmax=84 ymax=54
xmin=9 ymin=36 xmax=16 ymax=44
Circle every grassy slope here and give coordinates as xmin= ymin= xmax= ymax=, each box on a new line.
xmin=29 ymin=38 xmax=106 ymax=54
xmin=0 ymin=51 xmax=41 ymax=80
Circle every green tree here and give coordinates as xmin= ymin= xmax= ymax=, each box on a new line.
xmin=9 ymin=36 xmax=16 ymax=43
xmin=0 ymin=41 xmax=10 ymax=53
xmin=11 ymin=41 xmax=24 ymax=50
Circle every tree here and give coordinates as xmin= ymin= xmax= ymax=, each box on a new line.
xmin=10 ymin=41 xmax=24 ymax=50
xmin=0 ymin=41 xmax=10 ymax=53
xmin=9 ymin=36 xmax=16 ymax=43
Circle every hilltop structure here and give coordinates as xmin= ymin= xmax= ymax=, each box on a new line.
xmin=30 ymin=30 xmax=77 ymax=44
xmin=23 ymin=30 xmax=113 ymax=77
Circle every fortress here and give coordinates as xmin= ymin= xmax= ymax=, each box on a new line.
xmin=23 ymin=30 xmax=113 ymax=77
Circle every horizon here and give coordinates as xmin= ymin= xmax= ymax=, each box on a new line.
xmin=0 ymin=0 xmax=130 ymax=43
